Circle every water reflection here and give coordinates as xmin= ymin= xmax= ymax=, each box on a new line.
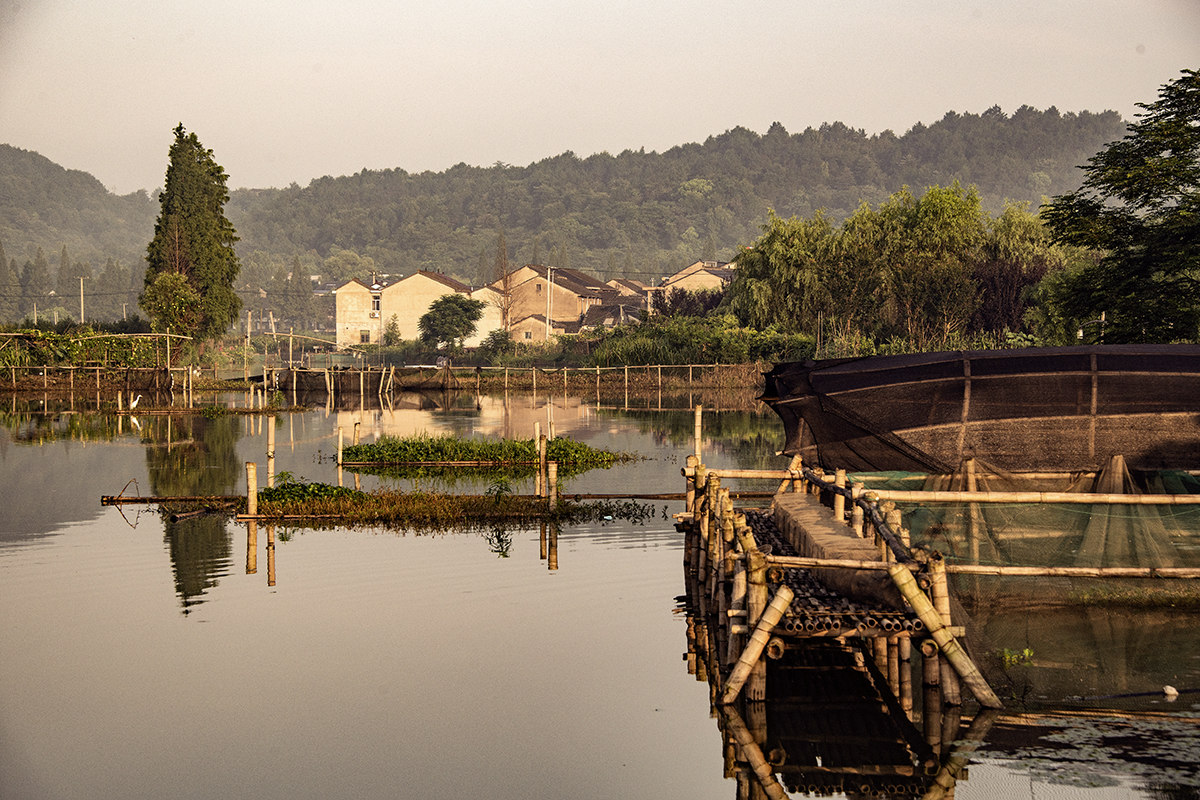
xmin=681 ymin=564 xmax=994 ymax=797
xmin=143 ymin=414 xmax=242 ymax=613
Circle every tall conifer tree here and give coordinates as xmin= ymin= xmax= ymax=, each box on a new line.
xmin=143 ymin=124 xmax=242 ymax=340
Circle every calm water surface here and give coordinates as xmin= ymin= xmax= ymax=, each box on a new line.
xmin=1 ymin=392 xmax=1197 ymax=799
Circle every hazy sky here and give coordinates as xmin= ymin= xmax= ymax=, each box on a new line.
xmin=1 ymin=0 xmax=1197 ymax=194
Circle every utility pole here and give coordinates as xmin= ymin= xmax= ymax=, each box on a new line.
xmin=79 ymin=276 xmax=86 ymax=323
xmin=544 ymin=265 xmax=553 ymax=340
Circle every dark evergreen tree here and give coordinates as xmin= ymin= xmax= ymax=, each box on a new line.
xmin=143 ymin=124 xmax=242 ymax=341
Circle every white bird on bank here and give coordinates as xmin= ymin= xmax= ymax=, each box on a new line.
xmin=129 ymin=394 xmax=142 ymax=409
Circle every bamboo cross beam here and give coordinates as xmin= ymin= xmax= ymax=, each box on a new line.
xmin=719 ymin=585 xmax=795 ymax=705
xmin=757 ymin=553 xmax=1200 ymax=579
xmin=717 ymin=705 xmax=789 ymax=800
xmin=888 ymin=564 xmax=1002 ymax=709
xmin=871 ymin=489 xmax=1200 ymax=505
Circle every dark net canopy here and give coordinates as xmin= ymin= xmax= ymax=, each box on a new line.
xmin=761 ymin=345 xmax=1200 ymax=474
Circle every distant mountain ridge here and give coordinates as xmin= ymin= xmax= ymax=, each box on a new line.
xmin=1 ymin=104 xmax=1126 ymax=304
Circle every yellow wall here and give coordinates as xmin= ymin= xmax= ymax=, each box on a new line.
xmin=334 ymin=281 xmax=381 ymax=348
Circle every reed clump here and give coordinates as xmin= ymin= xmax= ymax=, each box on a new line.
xmin=342 ymin=432 xmax=629 ymax=467
xmin=253 ymin=477 xmax=656 ymax=530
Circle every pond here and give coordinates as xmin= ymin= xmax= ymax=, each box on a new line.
xmin=1 ymin=390 xmax=1198 ymax=799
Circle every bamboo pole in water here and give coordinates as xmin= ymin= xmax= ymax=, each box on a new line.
xmin=718 ymin=706 xmax=789 ymax=800
xmin=245 ymin=462 xmax=257 ymax=517
xmin=888 ymin=564 xmax=1002 ymax=708
xmin=548 ymin=462 xmax=558 ymax=511
xmin=246 ymin=520 xmax=257 ymax=575
xmin=899 ymin=636 xmax=913 ymax=715
xmin=719 ymin=585 xmax=795 ymax=705
xmin=685 ymin=454 xmax=698 ymax=514
xmin=921 ymin=640 xmax=942 ymax=752
xmin=267 ymin=420 xmax=275 ymax=488
xmin=266 ymin=524 xmax=276 ymax=587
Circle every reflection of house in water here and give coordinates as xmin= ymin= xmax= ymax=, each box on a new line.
xmin=333 ymin=394 xmax=603 ymax=445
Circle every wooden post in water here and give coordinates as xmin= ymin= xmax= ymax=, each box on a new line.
xmin=538 ymin=434 xmax=548 ymax=498
xmin=743 ymin=520 xmax=770 ymax=701
xmin=246 ymin=462 xmax=258 ymax=517
xmin=899 ymin=636 xmax=913 ymax=715
xmin=246 ymin=520 xmax=258 ymax=575
xmin=929 ymin=555 xmax=961 ymax=705
xmin=548 ymin=462 xmax=558 ymax=511
xmin=266 ymin=524 xmax=276 ymax=587
xmin=547 ymin=523 xmax=558 ymax=571
xmin=706 ymin=476 xmax=722 ymax=600
xmin=691 ymin=462 xmax=705 ymax=575
xmin=267 ymin=420 xmax=276 ymax=488
xmin=694 ymin=404 xmax=702 ymax=460
xmin=921 ymin=640 xmax=942 ymax=751
xmin=336 ymin=427 xmax=344 ymax=488
xmin=353 ymin=421 xmax=361 ymax=446
xmin=887 ymin=635 xmax=901 ymax=700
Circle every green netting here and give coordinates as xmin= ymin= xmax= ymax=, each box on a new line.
xmin=848 ymin=459 xmax=1200 ymax=608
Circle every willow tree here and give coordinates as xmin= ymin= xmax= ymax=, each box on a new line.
xmin=726 ymin=210 xmax=835 ymax=332
xmin=142 ymin=124 xmax=242 ymax=342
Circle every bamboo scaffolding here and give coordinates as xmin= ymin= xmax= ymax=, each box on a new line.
xmin=888 ymin=564 xmax=1002 ymax=708
xmin=719 ymin=585 xmax=795 ymax=704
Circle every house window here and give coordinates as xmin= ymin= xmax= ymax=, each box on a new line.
xmin=536 ymin=283 xmax=542 ymax=293
xmin=524 ymin=331 xmax=532 ymax=339
xmin=372 ymin=297 xmax=380 ymax=312
xmin=360 ymin=330 xmax=371 ymax=344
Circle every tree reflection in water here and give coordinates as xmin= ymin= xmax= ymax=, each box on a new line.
xmin=144 ymin=414 xmax=242 ymax=613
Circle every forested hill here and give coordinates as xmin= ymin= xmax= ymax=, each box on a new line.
xmin=0 ymin=144 xmax=156 ymax=269
xmin=2 ymin=104 xmax=1125 ymax=301
xmin=230 ymin=105 xmax=1125 ymax=285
